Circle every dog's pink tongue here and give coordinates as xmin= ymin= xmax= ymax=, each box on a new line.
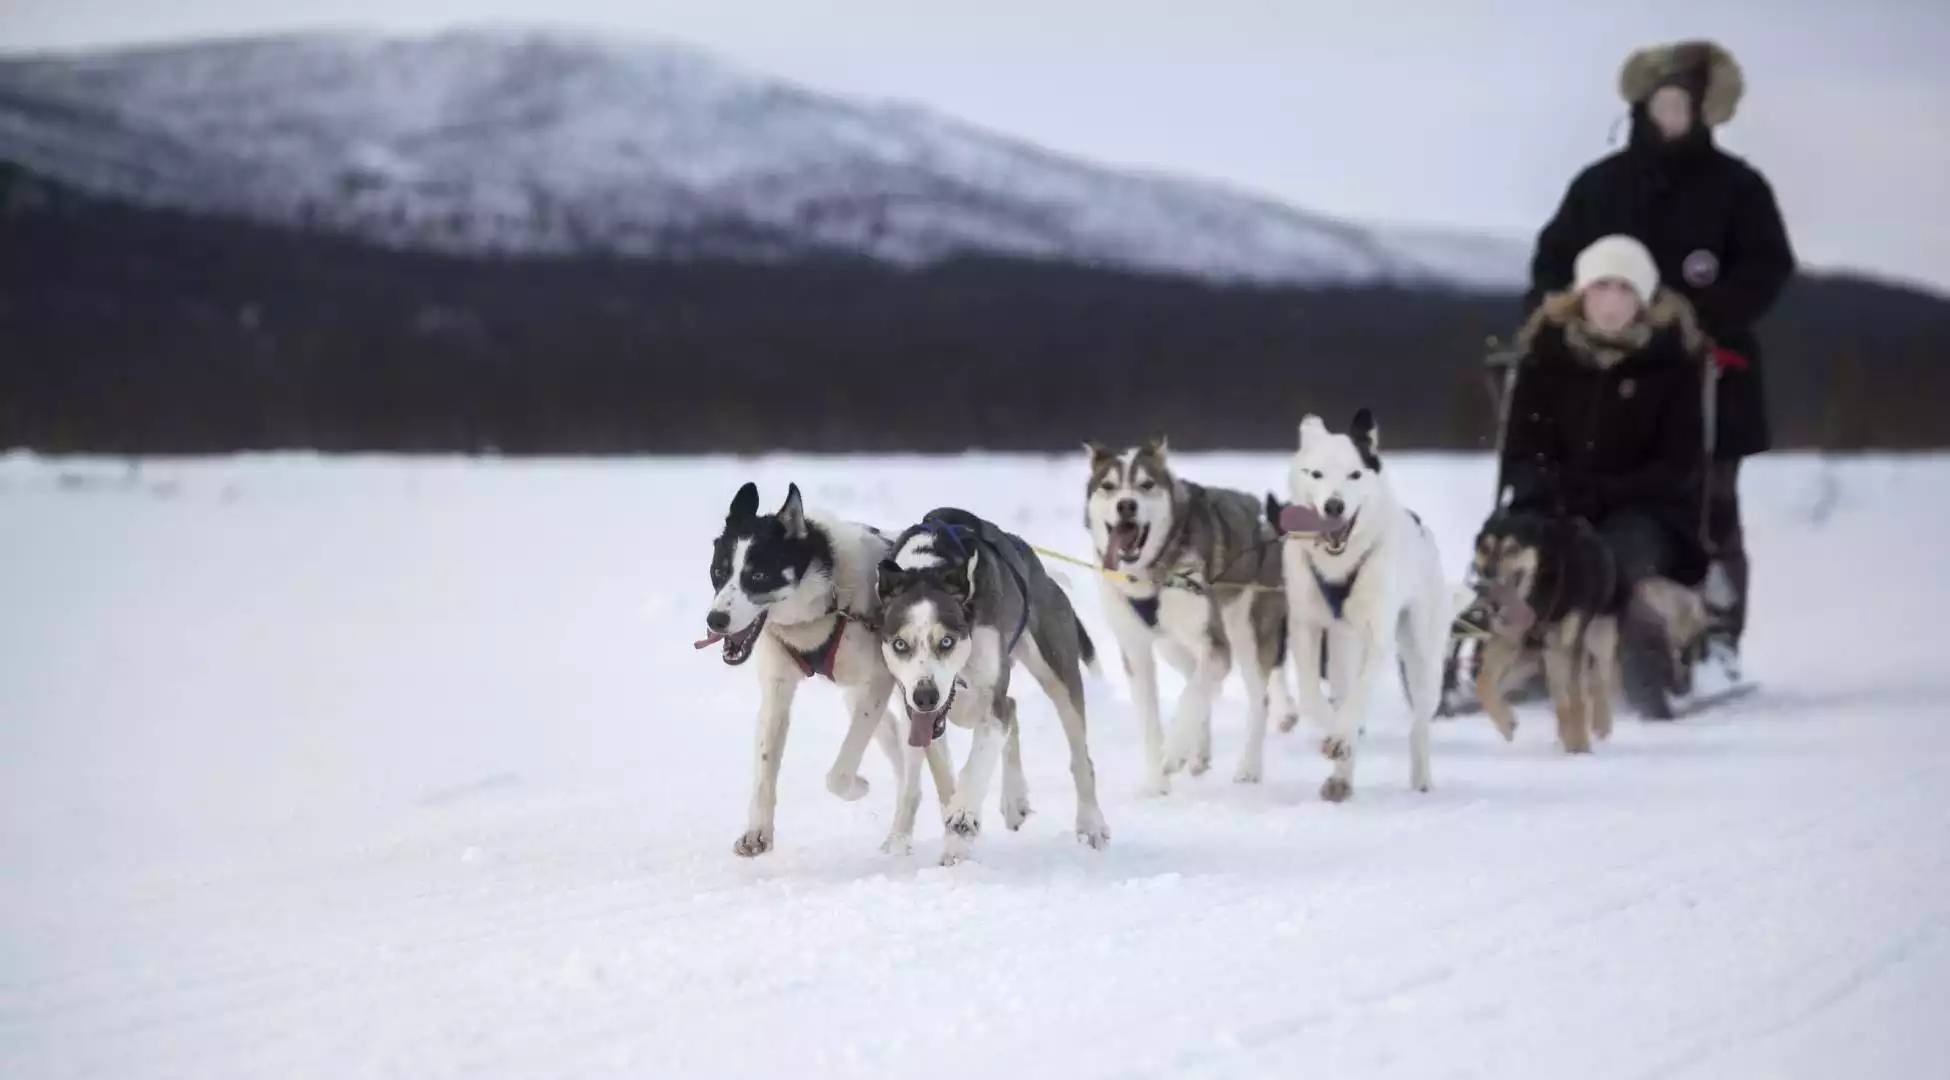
xmin=1103 ymin=526 xmax=1139 ymax=570
xmin=907 ymin=712 xmax=935 ymax=748
xmin=1279 ymin=505 xmax=1335 ymax=536
xmin=693 ymin=632 xmax=723 ymax=650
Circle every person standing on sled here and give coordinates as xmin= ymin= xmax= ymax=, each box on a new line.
xmin=1525 ymin=39 xmax=1795 ymax=691
xmin=1506 ymin=235 xmax=1713 ymax=703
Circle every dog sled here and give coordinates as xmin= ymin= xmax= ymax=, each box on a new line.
xmin=1436 ymin=337 xmax=1758 ymax=722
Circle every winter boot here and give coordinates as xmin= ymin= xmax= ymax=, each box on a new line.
xmin=1619 ymin=577 xmax=1709 ymax=720
xmin=1691 ymin=561 xmax=1745 ymax=699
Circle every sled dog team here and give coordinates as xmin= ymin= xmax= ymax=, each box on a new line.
xmin=697 ymin=409 xmax=1523 ymax=866
xmin=691 ymin=34 xmax=1784 ymax=864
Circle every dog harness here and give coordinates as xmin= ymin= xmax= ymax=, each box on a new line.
xmin=1310 ymin=546 xmax=1375 ymax=621
xmin=918 ymin=513 xmax=1034 ymax=655
xmin=788 ymin=614 xmax=852 ymax=681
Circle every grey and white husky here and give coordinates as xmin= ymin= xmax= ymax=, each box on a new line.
xmin=1084 ymin=438 xmax=1298 ymax=794
xmin=699 ymin=482 xmax=956 ymax=858
xmin=874 ymin=509 xmax=1111 ymax=865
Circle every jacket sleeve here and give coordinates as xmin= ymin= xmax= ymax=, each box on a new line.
xmin=1525 ymin=170 xmax=1595 ymax=316
xmin=1500 ymin=358 xmax=1566 ymax=508
xmin=1698 ymin=170 xmax=1796 ymax=334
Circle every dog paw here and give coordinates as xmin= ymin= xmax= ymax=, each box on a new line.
xmin=1561 ymin=739 xmax=1592 ymax=755
xmin=1490 ymin=717 xmax=1518 ymax=742
xmin=1320 ymin=776 xmax=1352 ymax=803
xmin=732 ymin=827 xmax=774 ymax=858
xmin=1319 ymin=734 xmax=1353 ymax=762
xmin=1136 ymin=772 xmax=1171 ymax=798
xmin=944 ymin=808 xmax=982 ymax=840
xmin=1162 ymin=722 xmax=1202 ymax=776
xmin=1001 ymin=794 xmax=1033 ymax=832
xmin=1075 ymin=809 xmax=1111 ymax=850
xmin=1187 ymin=751 xmax=1212 ymax=777
xmin=825 ymin=771 xmax=869 ymax=802
xmin=880 ymin=831 xmax=913 ymax=856
xmin=1233 ymin=758 xmax=1263 ymax=784
xmin=1277 ymin=711 xmax=1301 ymax=734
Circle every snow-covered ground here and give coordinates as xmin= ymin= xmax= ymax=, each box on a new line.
xmin=3 ymin=451 xmax=1946 ymax=1079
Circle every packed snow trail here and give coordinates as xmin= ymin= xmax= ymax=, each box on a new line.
xmin=2 ymin=452 xmax=1946 ymax=1079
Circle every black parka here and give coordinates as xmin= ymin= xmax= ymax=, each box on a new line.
xmin=1503 ymin=289 xmax=1712 ymax=585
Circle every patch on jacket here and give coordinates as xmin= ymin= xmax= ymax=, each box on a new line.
xmin=1683 ymin=249 xmax=1720 ymax=287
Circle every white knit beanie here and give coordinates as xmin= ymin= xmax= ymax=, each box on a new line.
xmin=1573 ymin=234 xmax=1660 ymax=307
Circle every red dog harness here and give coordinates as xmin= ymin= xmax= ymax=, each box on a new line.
xmin=788 ymin=614 xmax=850 ymax=681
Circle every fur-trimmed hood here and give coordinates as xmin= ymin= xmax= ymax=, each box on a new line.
xmin=1519 ymin=287 xmax=1709 ymax=367
xmin=1618 ymin=40 xmax=1745 ymax=127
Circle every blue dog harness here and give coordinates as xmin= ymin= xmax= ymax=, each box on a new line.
xmin=917 ymin=512 xmax=1033 ymax=655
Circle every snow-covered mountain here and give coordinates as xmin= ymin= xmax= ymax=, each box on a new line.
xmin=0 ymin=28 xmax=1528 ymax=289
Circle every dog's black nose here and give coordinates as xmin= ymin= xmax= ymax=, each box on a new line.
xmin=1116 ymin=498 xmax=1137 ymax=519
xmin=912 ymin=680 xmax=940 ymax=711
xmin=705 ymin=610 xmax=730 ymax=633
xmin=1323 ymin=497 xmax=1346 ymax=519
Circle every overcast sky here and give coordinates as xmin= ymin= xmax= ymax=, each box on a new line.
xmin=5 ymin=0 xmax=1947 ymax=291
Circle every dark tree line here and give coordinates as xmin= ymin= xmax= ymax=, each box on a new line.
xmin=4 ymin=159 xmax=1947 ymax=456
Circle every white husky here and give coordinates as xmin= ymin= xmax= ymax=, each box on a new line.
xmin=1281 ymin=410 xmax=1455 ymax=802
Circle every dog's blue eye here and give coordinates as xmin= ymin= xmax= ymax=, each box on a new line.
xmin=891 ymin=639 xmax=909 ymax=655
xmin=937 ymin=635 xmax=956 ymax=651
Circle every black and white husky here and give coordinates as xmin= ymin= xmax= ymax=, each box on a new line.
xmin=1084 ymin=438 xmax=1298 ymax=794
xmin=1281 ymin=411 xmax=1457 ymax=802
xmin=874 ymin=509 xmax=1111 ymax=865
xmin=699 ymin=482 xmax=955 ymax=857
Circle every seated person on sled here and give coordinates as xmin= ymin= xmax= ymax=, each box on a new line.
xmin=1498 ymin=234 xmax=1713 ymax=695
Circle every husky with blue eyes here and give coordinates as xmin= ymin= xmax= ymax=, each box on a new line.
xmin=874 ymin=509 xmax=1110 ymax=866
xmin=699 ymin=482 xmax=956 ymax=858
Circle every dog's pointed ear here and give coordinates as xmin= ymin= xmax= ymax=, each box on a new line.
xmin=1083 ymin=440 xmax=1116 ymax=463
xmin=1298 ymin=414 xmax=1326 ymax=449
xmin=876 ymin=559 xmax=910 ymax=603
xmin=937 ymin=553 xmax=976 ymax=606
xmin=1351 ymin=408 xmax=1378 ymax=448
xmin=1350 ymin=408 xmax=1382 ymax=471
xmin=1139 ymin=433 xmax=1169 ymax=458
xmin=777 ymin=482 xmax=807 ymax=538
xmin=728 ymin=482 xmax=760 ymax=521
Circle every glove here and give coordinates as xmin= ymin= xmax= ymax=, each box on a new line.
xmin=1712 ymin=346 xmax=1749 ymax=371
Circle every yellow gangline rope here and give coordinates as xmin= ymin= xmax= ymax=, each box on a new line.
xmin=1025 ymin=540 xmax=1492 ymax=641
